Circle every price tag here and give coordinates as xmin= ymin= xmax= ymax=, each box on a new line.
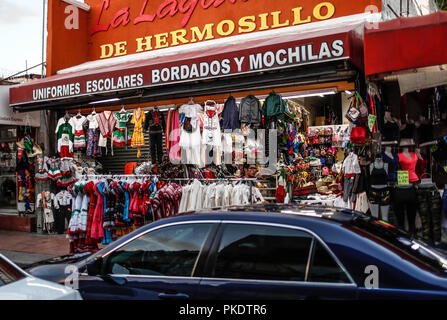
xmin=397 ymin=171 xmax=409 ymax=185
xmin=368 ymin=115 xmax=376 ymax=132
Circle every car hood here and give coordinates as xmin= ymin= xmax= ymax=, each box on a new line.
xmin=0 ymin=276 xmax=82 ymax=300
xmin=27 ymin=263 xmax=79 ymax=284
xmin=24 ymin=252 xmax=93 ymax=270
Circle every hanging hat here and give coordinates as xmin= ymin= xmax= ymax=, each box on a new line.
xmin=16 ymin=138 xmax=26 ymax=149
xmin=27 ymin=143 xmax=42 ymax=158
xmin=317 ymin=185 xmax=330 ymax=194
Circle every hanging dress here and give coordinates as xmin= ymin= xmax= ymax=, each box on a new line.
xmin=55 ymin=118 xmax=74 ymax=158
xmin=113 ymin=111 xmax=131 ymax=147
xmin=91 ymin=182 xmax=105 ymax=240
xmin=131 ymin=108 xmax=146 ymax=158
xmin=86 ymin=114 xmax=102 ymax=158
xmin=69 ymin=116 xmax=87 ymax=149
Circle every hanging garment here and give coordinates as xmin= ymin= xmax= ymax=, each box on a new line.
xmin=179 ymin=104 xmax=202 ymax=148
xmin=131 ymin=108 xmax=146 ymax=158
xmin=96 ymin=111 xmax=117 ymax=138
xmin=36 ymin=191 xmax=59 ymax=231
xmin=167 ymin=109 xmax=181 ymax=163
xmin=381 ymin=152 xmax=400 ymax=182
xmin=69 ymin=116 xmax=87 ymax=149
xmin=239 ymin=95 xmax=261 ymax=123
xmin=222 ymin=96 xmax=241 ymax=130
xmin=202 ymin=103 xmax=222 ymax=147
xmin=55 ymin=118 xmax=74 ymax=158
xmin=47 ymin=158 xmax=61 ymax=180
xmin=35 ymin=156 xmax=50 ymax=181
xmin=90 ymin=182 xmax=105 ymax=240
xmin=86 ymin=114 xmax=102 ymax=158
xmin=113 ymin=111 xmax=131 ymax=147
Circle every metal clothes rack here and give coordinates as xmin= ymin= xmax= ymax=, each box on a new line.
xmin=78 ymin=175 xmax=258 ymax=203
xmin=160 ymin=177 xmax=258 ymax=204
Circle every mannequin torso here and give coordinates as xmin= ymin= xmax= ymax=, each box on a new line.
xmin=370 ymin=158 xmax=388 ymax=188
xmin=398 ymin=148 xmax=419 ymax=183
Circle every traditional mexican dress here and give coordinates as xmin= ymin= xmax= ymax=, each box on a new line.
xmin=69 ymin=116 xmax=87 ymax=149
xmin=112 ymin=111 xmax=131 ymax=147
xmin=131 ymin=108 xmax=146 ymax=158
xmin=55 ymin=118 xmax=74 ymax=158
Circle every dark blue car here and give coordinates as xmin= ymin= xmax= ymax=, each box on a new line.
xmin=27 ymin=204 xmax=447 ymax=300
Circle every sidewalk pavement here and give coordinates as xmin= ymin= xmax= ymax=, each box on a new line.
xmin=0 ymin=230 xmax=70 ymax=268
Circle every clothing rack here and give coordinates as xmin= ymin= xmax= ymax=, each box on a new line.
xmin=77 ymin=175 xmax=258 ymax=203
xmin=162 ymin=177 xmax=257 ymax=204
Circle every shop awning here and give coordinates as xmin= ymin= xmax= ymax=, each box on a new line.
xmin=364 ymin=11 xmax=447 ymax=76
xmin=397 ymin=66 xmax=447 ymax=95
xmin=10 ymin=21 xmax=365 ymax=111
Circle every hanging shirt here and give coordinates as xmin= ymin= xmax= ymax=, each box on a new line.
xmin=342 ymin=153 xmax=361 ymax=176
xmin=96 ymin=111 xmax=117 ymax=138
xmin=381 ymin=152 xmax=400 ymax=182
xmin=55 ymin=190 xmax=73 ymax=207
xmin=55 ymin=118 xmax=74 ymax=157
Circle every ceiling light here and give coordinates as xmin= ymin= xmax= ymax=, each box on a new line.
xmin=285 ymin=91 xmax=336 ymax=99
xmin=89 ymin=98 xmax=120 ymax=105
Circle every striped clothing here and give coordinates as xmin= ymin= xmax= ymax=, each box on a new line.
xmin=96 ymin=111 xmax=116 ymax=138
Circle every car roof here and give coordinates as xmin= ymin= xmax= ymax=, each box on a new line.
xmin=171 ymin=203 xmax=362 ymax=226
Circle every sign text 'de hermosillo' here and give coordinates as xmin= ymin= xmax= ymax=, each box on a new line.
xmin=27 ymin=38 xmax=346 ymax=103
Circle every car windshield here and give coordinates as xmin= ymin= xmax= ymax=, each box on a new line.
xmin=348 ymin=215 xmax=447 ymax=275
xmin=0 ymin=256 xmax=26 ymax=287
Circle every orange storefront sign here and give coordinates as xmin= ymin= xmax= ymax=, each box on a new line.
xmin=47 ymin=0 xmax=381 ymax=75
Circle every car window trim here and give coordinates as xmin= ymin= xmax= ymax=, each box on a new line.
xmin=304 ymin=238 xmax=316 ymax=282
xmin=99 ymin=220 xmax=219 ymax=278
xmin=197 ymin=276 xmax=357 ymax=287
xmin=207 ymin=220 xmax=357 ymax=286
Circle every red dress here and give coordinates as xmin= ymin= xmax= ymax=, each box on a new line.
xmin=91 ymin=182 xmax=105 ymax=240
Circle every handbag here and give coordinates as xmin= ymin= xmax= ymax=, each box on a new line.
xmin=345 ymin=105 xmax=360 ymax=123
xmin=350 ymin=126 xmax=367 ymax=144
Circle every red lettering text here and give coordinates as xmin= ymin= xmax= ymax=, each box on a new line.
xmin=134 ymin=0 xmax=156 ymax=24
xmin=91 ymin=0 xmax=110 ymax=35
xmin=157 ymin=0 xmax=179 ymax=19
xmin=111 ymin=7 xmax=131 ymax=28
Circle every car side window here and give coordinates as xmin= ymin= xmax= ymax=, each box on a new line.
xmin=212 ymin=223 xmax=313 ymax=281
xmin=103 ymin=223 xmax=213 ymax=277
xmin=308 ymin=240 xmax=350 ymax=283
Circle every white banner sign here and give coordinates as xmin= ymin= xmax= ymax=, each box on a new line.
xmin=0 ymin=86 xmax=40 ymax=127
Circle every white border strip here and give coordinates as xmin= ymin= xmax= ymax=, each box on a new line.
xmin=61 ymin=0 xmax=90 ymax=12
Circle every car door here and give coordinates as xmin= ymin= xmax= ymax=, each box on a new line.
xmin=197 ymin=221 xmax=358 ymax=300
xmin=79 ymin=221 xmax=218 ymax=300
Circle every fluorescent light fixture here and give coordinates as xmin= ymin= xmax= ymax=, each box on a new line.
xmin=89 ymin=98 xmax=120 ymax=105
xmin=345 ymin=90 xmax=352 ymax=94
xmin=285 ymin=91 xmax=336 ymax=99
